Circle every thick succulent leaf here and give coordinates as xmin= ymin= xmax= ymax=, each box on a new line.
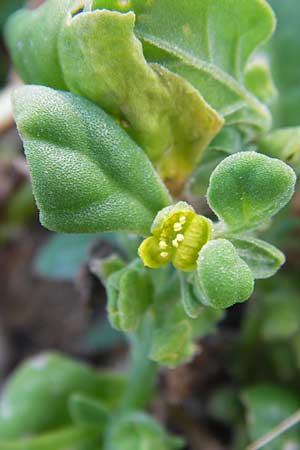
xmin=196 ymin=239 xmax=254 ymax=309
xmin=259 ymin=127 xmax=300 ymax=174
xmin=106 ymin=260 xmax=153 ymax=332
xmin=242 ymin=384 xmax=300 ymax=450
xmin=0 ymin=426 xmax=103 ymax=450
xmin=12 ymin=86 xmax=171 ymax=234
xmin=207 ymin=152 xmax=296 ymax=233
xmin=134 ymin=0 xmax=275 ymax=137
xmin=0 ymin=352 xmax=125 ymax=440
xmin=228 ymin=236 xmax=285 ymax=279
xmin=105 ymin=412 xmax=184 ymax=450
xmin=4 ymin=0 xmax=79 ymax=89
xmin=59 ymin=9 xmax=223 ymax=181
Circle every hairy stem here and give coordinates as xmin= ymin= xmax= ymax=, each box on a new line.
xmin=119 ymin=314 xmax=158 ymax=412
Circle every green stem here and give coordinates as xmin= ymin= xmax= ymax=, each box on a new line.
xmin=119 ymin=314 xmax=158 ymax=412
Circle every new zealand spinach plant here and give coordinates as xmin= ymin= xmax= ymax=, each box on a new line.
xmin=1 ymin=0 xmax=299 ymax=448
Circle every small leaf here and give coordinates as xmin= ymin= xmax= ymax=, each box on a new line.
xmin=0 ymin=352 xmax=125 ymax=440
xmin=106 ymin=260 xmax=153 ymax=331
xmin=150 ymin=320 xmax=195 ymax=368
xmin=12 ymin=86 xmax=171 ymax=235
xmin=69 ymin=394 xmax=108 ymax=426
xmin=244 ymin=55 xmax=277 ymax=105
xmin=179 ymin=272 xmax=203 ymax=319
xmin=105 ymin=411 xmax=184 ymax=450
xmin=228 ymin=236 xmax=285 ymax=279
xmin=259 ymin=127 xmax=300 ymax=174
xmin=90 ymin=254 xmax=126 ymax=285
xmin=196 ymin=239 xmax=254 ymax=309
xmin=207 ymin=152 xmax=296 ymax=233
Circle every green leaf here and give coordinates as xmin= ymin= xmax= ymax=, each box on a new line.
xmin=207 ymin=152 xmax=296 ymax=233
xmin=244 ymin=55 xmax=277 ymax=105
xmin=12 ymin=85 xmax=171 ymax=235
xmin=134 ymin=0 xmax=275 ymax=137
xmin=69 ymin=394 xmax=109 ymax=426
xmin=34 ymin=233 xmax=100 ymax=280
xmin=4 ymin=0 xmax=77 ymax=89
xmin=0 ymin=352 xmax=125 ymax=440
xmin=150 ymin=318 xmax=195 ymax=368
xmin=179 ymin=272 xmax=203 ymax=319
xmin=58 ymin=8 xmax=223 ymax=181
xmin=259 ymin=127 xmax=300 ymax=174
xmin=242 ymin=384 xmax=300 ymax=450
xmin=105 ymin=412 xmax=184 ymax=450
xmin=189 ymin=127 xmax=242 ymax=196
xmin=0 ymin=426 xmax=103 ymax=450
xmin=6 ymin=1 xmax=223 ymax=182
xmin=196 ymin=239 xmax=254 ymax=309
xmin=149 ymin=270 xmax=223 ymax=367
xmin=228 ymin=236 xmax=285 ymax=279
xmin=90 ymin=254 xmax=126 ymax=284
xmin=106 ymin=260 xmax=153 ymax=331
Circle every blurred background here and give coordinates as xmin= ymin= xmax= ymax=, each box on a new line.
xmin=0 ymin=1 xmax=300 ymax=449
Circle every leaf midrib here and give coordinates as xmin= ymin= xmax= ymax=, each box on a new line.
xmin=136 ymin=32 xmax=271 ymax=129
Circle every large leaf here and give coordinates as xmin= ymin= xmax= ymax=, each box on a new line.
xmin=59 ymin=8 xmax=223 ymax=181
xmin=207 ymin=152 xmax=296 ymax=233
xmin=13 ymin=86 xmax=171 ymax=235
xmin=133 ymin=0 xmax=275 ymax=138
xmin=0 ymin=352 xmax=125 ymax=440
xmin=6 ymin=0 xmax=223 ymax=183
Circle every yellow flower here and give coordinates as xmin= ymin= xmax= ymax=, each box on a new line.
xmin=138 ymin=202 xmax=211 ymax=271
